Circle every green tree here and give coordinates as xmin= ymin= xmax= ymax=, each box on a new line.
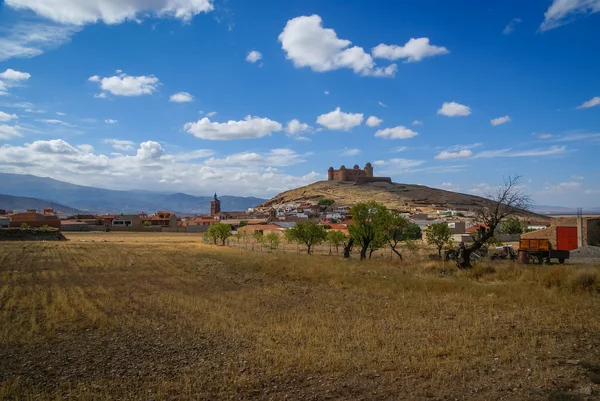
xmin=286 ymin=221 xmax=328 ymax=254
xmin=348 ymin=201 xmax=388 ymax=260
xmin=318 ymin=198 xmax=335 ymax=206
xmin=382 ymin=212 xmax=421 ymax=260
xmin=500 ymin=216 xmax=523 ymax=235
xmin=239 ymin=220 xmax=249 ymax=228
xmin=426 ymin=223 xmax=453 ymax=257
xmin=143 ymin=220 xmax=151 ymax=227
xmin=20 ymin=223 xmax=30 ymax=229
xmin=253 ymin=230 xmax=264 ymax=243
xmin=206 ymin=222 xmax=232 ymax=245
xmin=326 ymin=230 xmax=347 ymax=254
xmin=263 ymin=232 xmax=280 ymax=250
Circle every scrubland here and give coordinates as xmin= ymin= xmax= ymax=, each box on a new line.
xmin=1 ymin=232 xmax=599 ymax=400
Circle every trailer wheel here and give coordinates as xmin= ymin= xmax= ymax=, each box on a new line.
xmin=558 ymin=258 xmax=565 ymax=264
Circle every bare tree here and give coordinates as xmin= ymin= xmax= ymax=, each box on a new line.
xmin=456 ymin=175 xmax=531 ymax=269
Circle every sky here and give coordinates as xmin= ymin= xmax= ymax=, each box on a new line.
xmin=0 ymin=0 xmax=599 ymax=207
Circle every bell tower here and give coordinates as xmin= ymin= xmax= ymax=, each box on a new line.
xmin=210 ymin=193 xmax=221 ymax=217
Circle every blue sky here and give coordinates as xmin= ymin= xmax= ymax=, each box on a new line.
xmin=0 ymin=0 xmax=599 ymax=207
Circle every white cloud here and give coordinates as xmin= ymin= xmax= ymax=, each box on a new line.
xmin=577 ymin=96 xmax=600 ymax=109
xmin=0 ymin=124 xmax=22 ymax=140
xmin=378 ymin=101 xmax=388 ymax=108
xmin=76 ymin=144 xmax=94 ymax=153
xmin=440 ymin=182 xmax=461 ymax=191
xmin=246 ymin=50 xmax=262 ymax=63
xmin=0 ymin=111 xmax=18 ymax=122
xmin=503 ymin=18 xmax=522 ymax=34
xmin=540 ymin=0 xmax=600 ymax=31
xmin=206 ymin=111 xmax=217 ymax=117
xmin=38 ymin=118 xmax=71 ymax=126
xmin=434 ymin=149 xmax=473 ymax=160
xmin=0 ymin=21 xmax=79 ymax=62
xmin=324 ymin=90 xmax=329 ymax=95
xmin=382 ymin=158 xmax=425 ymax=169
xmin=437 ymin=102 xmax=471 ymax=117
xmin=0 ymin=69 xmax=31 ymax=81
xmin=536 ymin=133 xmax=554 ymax=139
xmin=103 ymin=138 xmax=135 ymax=151
xmin=105 ymin=119 xmax=118 ymax=124
xmin=173 ymin=149 xmax=214 ymax=161
xmin=89 ymin=72 xmax=160 ymax=96
xmin=285 ymin=119 xmax=312 ymax=138
xmin=94 ymin=93 xmax=107 ymax=99
xmin=205 ymin=149 xmax=305 ymax=167
xmin=475 ymin=145 xmax=567 ymax=158
xmin=550 ymin=133 xmax=600 ymax=142
xmin=56 ymin=112 xmax=66 ymax=116
xmin=316 ymin=107 xmax=363 ymax=131
xmin=584 ymin=189 xmax=600 ymax=194
xmin=0 ymin=139 xmax=322 ymax=196
xmin=25 ymin=108 xmax=46 ymax=113
xmin=28 ymin=138 xmax=79 ymax=154
xmin=0 ymin=82 xmax=6 ymax=96
xmin=340 ymin=148 xmax=361 ymax=156
xmin=278 ymin=14 xmax=397 ymax=77
xmin=391 ymin=146 xmax=407 ymax=153
xmin=184 ymin=115 xmax=283 ymax=140
xmin=491 ymin=115 xmax=511 ymax=126
xmin=412 ymin=120 xmax=423 ymax=126
xmin=169 ymin=92 xmax=194 ymax=103
xmin=365 ymin=115 xmax=382 ymax=127
xmin=372 ymin=38 xmax=449 ymax=62
xmin=5 ymin=0 xmax=214 ymax=25
xmin=539 ymin=181 xmax=582 ymax=194
xmin=571 ymin=175 xmax=584 ymax=180
xmin=373 ymin=160 xmax=386 ymax=166
xmin=374 ymin=126 xmax=418 ymax=140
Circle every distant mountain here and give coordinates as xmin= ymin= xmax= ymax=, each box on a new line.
xmin=0 ymin=173 xmax=265 ymax=214
xmin=0 ymin=194 xmax=81 ymax=214
xmin=261 ymin=180 xmax=549 ymax=220
xmin=530 ymin=205 xmax=600 ymax=215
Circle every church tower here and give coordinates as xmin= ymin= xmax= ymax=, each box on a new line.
xmin=210 ymin=193 xmax=221 ymax=217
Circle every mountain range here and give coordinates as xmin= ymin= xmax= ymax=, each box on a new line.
xmin=0 ymin=173 xmax=265 ymax=214
xmin=0 ymin=194 xmax=81 ymax=214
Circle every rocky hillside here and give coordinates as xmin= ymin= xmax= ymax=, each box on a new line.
xmin=260 ymin=180 xmax=548 ymax=220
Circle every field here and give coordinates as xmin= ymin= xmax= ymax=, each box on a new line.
xmin=1 ymin=232 xmax=599 ymax=400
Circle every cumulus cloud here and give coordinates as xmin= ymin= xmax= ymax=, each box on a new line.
xmin=0 ymin=111 xmax=18 ymax=122
xmin=503 ymin=18 xmax=522 ymax=34
xmin=434 ymin=149 xmax=473 ymax=160
xmin=246 ymin=50 xmax=262 ymax=63
xmin=0 ymin=124 xmax=22 ymax=139
xmin=169 ymin=92 xmax=194 ymax=103
xmin=185 ymin=115 xmax=283 ymax=140
xmin=89 ymin=72 xmax=160 ymax=96
xmin=316 ymin=107 xmax=363 ymax=131
xmin=577 ymin=96 xmax=600 ymax=109
xmin=372 ymin=38 xmax=449 ymax=62
xmin=437 ymin=102 xmax=471 ymax=117
xmin=105 ymin=119 xmax=118 ymax=124
xmin=0 ymin=21 xmax=79 ymax=62
xmin=0 ymin=69 xmax=31 ymax=81
xmin=285 ymin=119 xmax=312 ymax=138
xmin=5 ymin=0 xmax=214 ymax=25
xmin=278 ymin=14 xmax=397 ymax=77
xmin=365 ymin=115 xmax=383 ymax=127
xmin=0 ymin=138 xmax=321 ymax=196
xmin=103 ymin=138 xmax=135 ymax=151
xmin=205 ymin=149 xmax=305 ymax=167
xmin=491 ymin=115 xmax=511 ymax=126
xmin=374 ymin=126 xmax=418 ymax=140
xmin=540 ymin=0 xmax=600 ymax=31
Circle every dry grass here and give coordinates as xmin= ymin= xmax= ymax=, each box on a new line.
xmin=1 ymin=232 xmax=599 ymax=400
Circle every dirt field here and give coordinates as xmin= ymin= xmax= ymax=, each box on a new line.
xmin=1 ymin=232 xmax=599 ymax=400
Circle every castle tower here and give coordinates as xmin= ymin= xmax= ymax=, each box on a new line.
xmin=328 ymin=167 xmax=334 ymax=181
xmin=364 ymin=162 xmax=373 ymax=177
xmin=210 ymin=193 xmax=221 ymax=216
xmin=339 ymin=165 xmax=347 ymax=181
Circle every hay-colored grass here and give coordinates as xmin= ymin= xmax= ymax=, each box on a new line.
xmin=0 ymin=232 xmax=598 ymax=400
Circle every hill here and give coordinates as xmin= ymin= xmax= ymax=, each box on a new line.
xmin=0 ymin=173 xmax=265 ymax=214
xmin=0 ymin=194 xmax=81 ymax=214
xmin=260 ymin=180 xmax=548 ymax=220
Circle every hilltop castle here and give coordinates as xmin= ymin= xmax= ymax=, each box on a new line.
xmin=327 ymin=163 xmax=392 ymax=184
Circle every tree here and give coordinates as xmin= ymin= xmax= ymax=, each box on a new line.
xmin=457 ymin=175 xmax=531 ymax=269
xmin=381 ymin=213 xmax=422 ymax=260
xmin=263 ymin=232 xmax=280 ymax=250
xmin=500 ymin=216 xmax=523 ymax=235
xmin=286 ymin=221 xmax=327 ymax=254
xmin=327 ymin=230 xmax=347 ymax=254
xmin=426 ymin=223 xmax=452 ymax=257
xmin=20 ymin=223 xmax=30 ymax=229
xmin=348 ymin=201 xmax=388 ymax=260
xmin=206 ymin=222 xmax=232 ymax=245
xmin=143 ymin=220 xmax=151 ymax=227
xmin=318 ymin=198 xmax=335 ymax=206
xmin=239 ymin=220 xmax=249 ymax=228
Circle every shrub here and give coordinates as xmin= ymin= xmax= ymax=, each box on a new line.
xmin=570 ymin=271 xmax=599 ymax=293
xmin=318 ymin=198 xmax=335 ymax=206
xmin=20 ymin=223 xmax=30 ymax=229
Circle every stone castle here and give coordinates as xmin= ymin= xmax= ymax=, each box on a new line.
xmin=327 ymin=163 xmax=392 ymax=184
